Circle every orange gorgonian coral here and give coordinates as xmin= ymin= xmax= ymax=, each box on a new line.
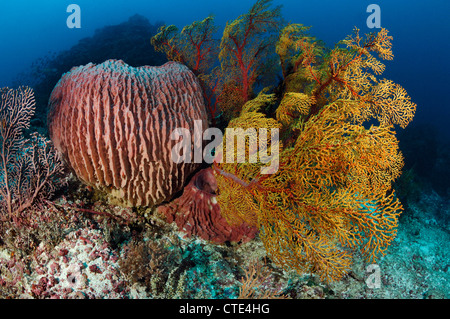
xmin=151 ymin=0 xmax=416 ymax=282
xmin=214 ymin=26 xmax=416 ymax=282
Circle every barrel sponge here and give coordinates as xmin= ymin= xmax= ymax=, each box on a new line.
xmin=157 ymin=168 xmax=258 ymax=243
xmin=48 ymin=60 xmax=208 ymax=207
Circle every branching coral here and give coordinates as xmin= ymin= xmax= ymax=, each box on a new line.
xmin=213 ymin=27 xmax=415 ymax=282
xmin=279 ymin=26 xmax=415 ymax=128
xmin=151 ymin=16 xmax=217 ymax=76
xmin=149 ymin=1 xmax=415 ymax=282
xmin=219 ymin=0 xmax=282 ymax=101
xmin=118 ymin=239 xmax=173 ymax=295
xmin=238 ymin=258 xmax=287 ymax=299
xmin=0 ymin=86 xmax=65 ymax=225
xmin=47 ymin=60 xmax=208 ymax=208
xmin=151 ymin=0 xmax=283 ymax=123
xmin=151 ymin=16 xmax=222 ymax=122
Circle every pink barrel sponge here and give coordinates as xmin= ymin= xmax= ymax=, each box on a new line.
xmin=48 ymin=60 xmax=208 ymax=207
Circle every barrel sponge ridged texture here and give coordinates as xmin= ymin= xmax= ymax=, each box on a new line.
xmin=48 ymin=60 xmax=208 ymax=207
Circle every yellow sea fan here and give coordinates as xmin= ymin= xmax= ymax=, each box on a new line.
xmin=214 ymin=109 xmax=282 ymax=227
xmin=276 ymin=92 xmax=315 ymax=128
xmin=370 ymin=79 xmax=417 ymax=128
xmin=240 ymin=92 xmax=276 ymax=114
xmin=216 ymin=111 xmax=281 ymax=167
xmin=211 ymin=24 xmax=413 ymax=283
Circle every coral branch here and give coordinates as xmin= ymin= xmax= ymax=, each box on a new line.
xmin=0 ymin=87 xmax=66 ymax=225
xmin=219 ymin=0 xmax=282 ymax=104
xmin=213 ymin=24 xmax=415 ymax=282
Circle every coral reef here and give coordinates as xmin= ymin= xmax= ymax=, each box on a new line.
xmin=213 ymin=24 xmax=416 ymax=282
xmin=148 ymin=0 xmax=417 ymax=281
xmin=4 ymin=0 xmax=445 ymax=302
xmin=47 ymin=60 xmax=208 ymax=207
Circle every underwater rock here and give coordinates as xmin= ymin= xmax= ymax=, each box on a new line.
xmin=48 ymin=59 xmax=208 ymax=207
